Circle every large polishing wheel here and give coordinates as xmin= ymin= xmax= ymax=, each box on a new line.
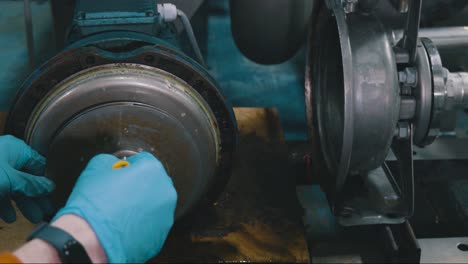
xmin=23 ymin=64 xmax=222 ymax=219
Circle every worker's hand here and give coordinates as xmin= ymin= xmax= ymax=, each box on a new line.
xmin=53 ymin=152 xmax=177 ymax=263
xmin=0 ymin=135 xmax=55 ymax=223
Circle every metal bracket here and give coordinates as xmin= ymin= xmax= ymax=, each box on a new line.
xmin=337 ymin=125 xmax=415 ymax=226
xmin=381 ymin=221 xmax=421 ymax=263
xmin=390 ymin=124 xmax=415 ymax=218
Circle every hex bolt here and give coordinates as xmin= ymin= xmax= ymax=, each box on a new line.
xmin=398 ymin=71 xmax=407 ymax=83
xmin=396 ymin=122 xmax=410 ymax=139
xmin=398 ymin=67 xmax=418 ymax=87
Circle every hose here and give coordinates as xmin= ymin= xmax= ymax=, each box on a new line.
xmin=176 ymin=9 xmax=206 ymax=67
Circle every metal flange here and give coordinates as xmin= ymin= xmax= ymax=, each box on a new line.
xmin=412 ymin=42 xmax=435 ymax=147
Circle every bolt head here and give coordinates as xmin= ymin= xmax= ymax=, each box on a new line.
xmin=397 ymin=122 xmax=410 ymax=139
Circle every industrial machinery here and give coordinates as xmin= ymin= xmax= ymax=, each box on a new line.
xmin=306 ymin=0 xmax=468 ymax=227
xmin=229 ymin=0 xmax=468 ymax=261
xmin=6 ymin=0 xmax=236 ymax=219
xmin=3 ymin=0 xmax=468 ymax=262
xmin=231 ymin=0 xmax=468 ymax=228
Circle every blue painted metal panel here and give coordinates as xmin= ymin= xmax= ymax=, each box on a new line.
xmin=205 ymin=6 xmax=308 ymax=141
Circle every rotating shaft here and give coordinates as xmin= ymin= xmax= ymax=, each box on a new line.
xmin=412 ymin=38 xmax=468 ymax=146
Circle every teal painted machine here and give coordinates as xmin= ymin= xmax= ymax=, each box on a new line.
xmin=1 ymin=0 xmax=308 ymax=140
xmin=1 ymin=0 xmax=309 ymax=221
xmin=5 ymin=0 xmax=238 ymax=220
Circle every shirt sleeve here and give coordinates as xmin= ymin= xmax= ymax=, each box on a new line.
xmin=0 ymin=252 xmax=22 ymax=263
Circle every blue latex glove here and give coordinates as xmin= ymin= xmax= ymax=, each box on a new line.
xmin=0 ymin=135 xmax=55 ymax=223
xmin=53 ymin=152 xmax=177 ymax=263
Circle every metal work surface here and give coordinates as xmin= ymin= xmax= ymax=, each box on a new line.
xmin=419 ymin=237 xmax=468 ymax=263
xmin=308 ymin=237 xmax=468 ymax=263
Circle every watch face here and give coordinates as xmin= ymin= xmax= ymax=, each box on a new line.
xmin=64 ymin=239 xmax=78 ymax=256
xmin=63 ymin=239 xmax=90 ymax=262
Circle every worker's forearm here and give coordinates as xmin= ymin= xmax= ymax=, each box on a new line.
xmin=14 ymin=214 xmax=107 ymax=263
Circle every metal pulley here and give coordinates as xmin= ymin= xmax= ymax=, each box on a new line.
xmin=306 ymin=4 xmax=400 ymax=193
xmin=7 ymin=35 xmax=236 ymax=220
xmin=306 ymin=1 xmax=468 ymax=226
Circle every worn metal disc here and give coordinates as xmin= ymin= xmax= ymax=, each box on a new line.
xmin=25 ymin=64 xmax=221 ymax=218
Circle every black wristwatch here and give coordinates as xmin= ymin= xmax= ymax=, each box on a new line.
xmin=27 ymin=223 xmax=92 ymax=263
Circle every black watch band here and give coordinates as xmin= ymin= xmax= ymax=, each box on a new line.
xmin=27 ymin=223 xmax=92 ymax=263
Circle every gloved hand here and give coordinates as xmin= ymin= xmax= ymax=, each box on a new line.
xmin=53 ymin=152 xmax=177 ymax=263
xmin=0 ymin=135 xmax=55 ymax=223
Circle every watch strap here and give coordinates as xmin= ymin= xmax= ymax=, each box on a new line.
xmin=27 ymin=223 xmax=92 ymax=263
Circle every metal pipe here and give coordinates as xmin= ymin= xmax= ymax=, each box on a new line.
xmin=393 ymin=27 xmax=468 ymax=49
xmin=420 ymin=27 xmax=468 ymax=49
xmin=23 ymin=0 xmax=35 ymax=68
xmin=444 ymin=71 xmax=468 ymax=110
